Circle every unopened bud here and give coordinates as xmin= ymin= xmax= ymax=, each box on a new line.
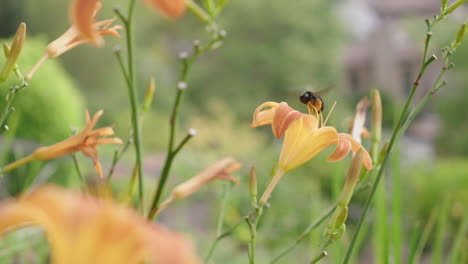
xmin=188 ymin=128 xmax=197 ymax=136
xmin=333 ymin=207 xmax=348 ymax=229
xmin=177 ymin=81 xmax=188 ymax=90
xmin=249 ymin=167 xmax=258 ymax=207
xmin=371 ymin=89 xmax=382 ymax=163
xmin=179 ymin=51 xmax=189 ymax=59
xmin=142 ymin=78 xmax=155 ymax=113
xmin=338 ymin=148 xmax=365 ymax=207
xmin=454 ymin=23 xmax=467 ymax=48
xmin=0 ymin=23 xmax=26 ymax=84
xmin=3 ymin=43 xmax=10 ymax=57
xmin=219 ymin=29 xmax=227 ymax=38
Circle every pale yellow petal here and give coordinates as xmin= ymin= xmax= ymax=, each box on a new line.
xmin=279 ymin=116 xmax=339 ymax=172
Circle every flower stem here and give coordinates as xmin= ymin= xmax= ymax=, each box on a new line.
xmin=115 ymin=0 xmax=145 ymax=211
xmin=205 ymin=184 xmax=234 ymax=263
xmin=1 ymin=154 xmax=35 ymax=174
xmin=270 ymin=204 xmax=336 ymax=264
xmin=148 ymin=34 xmax=225 ymax=219
xmin=259 ymin=168 xmax=285 ymax=206
xmin=341 ymin=19 xmax=440 ymax=264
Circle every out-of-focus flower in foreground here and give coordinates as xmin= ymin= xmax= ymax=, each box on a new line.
xmin=0 ymin=185 xmax=201 ymax=264
xmin=252 ymin=101 xmax=372 ymax=205
xmin=2 ymin=110 xmax=122 ymax=179
xmin=142 ymin=0 xmax=187 ymax=18
xmin=154 ymin=157 xmax=241 ymax=216
xmin=0 ymin=23 xmax=26 ymax=84
xmin=26 ymin=1 xmax=121 ymax=79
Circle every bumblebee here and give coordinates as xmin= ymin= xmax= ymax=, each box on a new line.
xmin=299 ymin=91 xmax=324 ymax=114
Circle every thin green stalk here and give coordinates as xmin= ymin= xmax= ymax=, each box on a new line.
xmin=245 ymin=217 xmax=256 ymax=264
xmin=374 ymin=179 xmax=389 ymax=264
xmin=204 ymin=184 xmax=233 ymax=263
xmin=407 ymin=224 xmax=422 ymax=264
xmin=72 ymin=154 xmax=88 ymax=192
xmin=410 ymin=205 xmax=439 ymax=264
xmin=310 ymin=251 xmax=328 ymax=264
xmin=391 ymin=146 xmax=402 ymax=264
xmin=148 ymin=35 xmax=225 ymax=219
xmin=115 ymin=0 xmax=145 ymax=211
xmin=447 ymin=213 xmax=468 ymax=264
xmin=342 ymin=19 xmax=438 ymax=264
xmin=431 ymin=198 xmax=449 ymax=264
xmin=270 ymin=205 xmax=336 ymax=264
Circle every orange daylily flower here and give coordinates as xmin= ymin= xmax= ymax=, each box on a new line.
xmin=154 ymin=157 xmax=241 ymax=215
xmin=143 ymin=0 xmax=187 ymax=18
xmin=26 ymin=1 xmax=122 ymax=80
xmin=2 ymin=110 xmax=122 ymax=179
xmin=71 ymin=0 xmax=102 ymax=45
xmin=0 ymin=185 xmax=201 ymax=264
xmin=251 ymin=101 xmax=372 ymax=205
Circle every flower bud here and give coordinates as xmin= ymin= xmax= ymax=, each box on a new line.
xmin=454 ymin=23 xmax=467 ymax=49
xmin=0 ymin=23 xmax=26 ymax=84
xmin=371 ymin=89 xmax=382 ymax=163
xmin=341 ymin=149 xmax=364 ymax=204
xmin=142 ymin=78 xmax=156 ymax=113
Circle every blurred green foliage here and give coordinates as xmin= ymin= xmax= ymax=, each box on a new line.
xmin=0 ymin=36 xmax=85 ymax=193
xmin=0 ymin=37 xmax=84 ymax=143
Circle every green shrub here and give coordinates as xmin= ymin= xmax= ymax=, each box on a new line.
xmin=0 ymin=36 xmax=84 ymax=143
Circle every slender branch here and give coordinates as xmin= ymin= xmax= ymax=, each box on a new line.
xmin=342 ymin=17 xmax=448 ymax=264
xmin=148 ymin=34 xmax=226 ymax=219
xmin=71 ymin=154 xmax=88 ymax=192
xmin=270 ymin=204 xmax=336 ymax=264
xmin=114 ymin=0 xmax=145 ymax=211
xmin=205 ymin=184 xmax=234 ymax=263
xmin=310 ymin=251 xmax=328 ymax=264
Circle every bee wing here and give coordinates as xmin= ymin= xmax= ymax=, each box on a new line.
xmin=314 ymin=85 xmax=334 ymax=97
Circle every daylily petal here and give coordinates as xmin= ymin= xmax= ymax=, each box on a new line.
xmin=350 ymin=97 xmax=369 ymax=143
xmin=155 ymin=158 xmax=241 ymax=216
xmin=71 ymin=0 xmax=102 ymax=45
xmin=0 ymin=186 xmax=201 ymax=264
xmin=278 ymin=115 xmax=339 ymax=172
xmin=171 ymin=157 xmax=240 ymax=200
xmin=272 ymin=103 xmax=304 ymax=138
xmin=327 ymin=137 xmax=352 ymax=162
xmin=337 ymin=133 xmax=373 ymax=170
xmin=251 ymin=101 xmax=280 ymax=128
xmin=143 ymin=0 xmax=186 ymax=18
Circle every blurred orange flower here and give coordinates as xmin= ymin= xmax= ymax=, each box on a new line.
xmin=154 ymin=157 xmax=241 ymax=216
xmin=252 ymin=101 xmax=372 ymax=205
xmin=142 ymin=0 xmax=186 ymax=18
xmin=26 ymin=1 xmax=121 ymax=79
xmin=0 ymin=185 xmax=201 ymax=264
xmin=2 ymin=110 xmax=122 ymax=179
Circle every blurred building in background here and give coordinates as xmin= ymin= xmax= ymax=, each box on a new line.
xmin=340 ymin=0 xmax=442 ymax=163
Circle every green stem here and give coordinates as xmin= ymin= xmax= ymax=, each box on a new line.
xmin=148 ymin=35 xmax=225 ymax=219
xmin=342 ymin=21 xmax=438 ymax=264
xmin=205 ymin=184 xmax=233 ymax=263
xmin=115 ymin=0 xmax=145 ymax=211
xmin=71 ymin=154 xmax=88 ymax=192
xmin=270 ymin=205 xmax=336 ymax=264
xmin=245 ymin=217 xmax=256 ymax=264
xmin=310 ymin=251 xmax=328 ymax=264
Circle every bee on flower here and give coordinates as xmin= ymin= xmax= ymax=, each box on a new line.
xmin=251 ymin=100 xmax=372 ymax=205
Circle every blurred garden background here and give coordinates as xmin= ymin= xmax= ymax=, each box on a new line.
xmin=0 ymin=0 xmax=467 ymax=263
